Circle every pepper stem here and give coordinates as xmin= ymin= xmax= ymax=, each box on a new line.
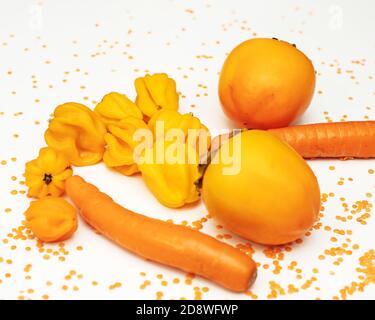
xmin=43 ymin=173 xmax=53 ymax=185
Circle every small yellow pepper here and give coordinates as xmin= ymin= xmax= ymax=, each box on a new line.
xmin=135 ymin=73 xmax=179 ymax=118
xmin=45 ymin=102 xmax=106 ymax=166
xmin=148 ymin=109 xmax=211 ymax=151
xmin=25 ymin=147 xmax=73 ymax=198
xmin=94 ymin=92 xmax=143 ymax=125
xmin=103 ymin=116 xmax=151 ymax=176
xmin=137 ymin=139 xmax=201 ymax=208
xmin=24 ymin=197 xmax=78 ymax=243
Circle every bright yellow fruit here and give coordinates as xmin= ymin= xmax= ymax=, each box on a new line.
xmin=202 ymin=130 xmax=321 ymax=245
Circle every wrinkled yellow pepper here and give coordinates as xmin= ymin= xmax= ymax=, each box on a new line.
xmin=25 ymin=147 xmax=73 ymax=198
xmin=137 ymin=139 xmax=201 ymax=208
xmin=148 ymin=109 xmax=211 ymax=150
xmin=135 ymin=73 xmax=179 ymax=118
xmin=24 ymin=197 xmax=78 ymax=243
xmin=94 ymin=92 xmax=143 ymax=125
xmin=103 ymin=116 xmax=151 ymax=176
xmin=45 ymin=102 xmax=106 ymax=166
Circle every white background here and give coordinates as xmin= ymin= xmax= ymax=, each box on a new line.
xmin=0 ymin=0 xmax=374 ymax=300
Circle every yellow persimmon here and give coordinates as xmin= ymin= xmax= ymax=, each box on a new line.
xmin=135 ymin=73 xmax=179 ymax=118
xmin=202 ymin=130 xmax=321 ymax=245
xmin=94 ymin=92 xmax=143 ymax=125
xmin=24 ymin=197 xmax=78 ymax=243
xmin=25 ymin=147 xmax=73 ymax=198
xmin=45 ymin=102 xmax=106 ymax=166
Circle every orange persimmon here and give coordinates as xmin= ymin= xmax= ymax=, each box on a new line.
xmin=218 ymin=38 xmax=315 ymax=129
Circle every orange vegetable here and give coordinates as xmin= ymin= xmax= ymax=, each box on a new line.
xmin=65 ymin=175 xmax=257 ymax=292
xmin=219 ymin=38 xmax=315 ymax=129
xmin=24 ymin=147 xmax=73 ymax=199
xmin=45 ymin=102 xmax=106 ymax=166
xmin=269 ymin=121 xmax=375 ymax=159
xmin=24 ymin=197 xmax=78 ymax=243
xmin=103 ymin=116 xmax=150 ymax=176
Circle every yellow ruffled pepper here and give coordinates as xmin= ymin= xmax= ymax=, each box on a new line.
xmin=24 ymin=197 xmax=78 ymax=243
xmin=103 ymin=116 xmax=151 ymax=176
xmin=135 ymin=73 xmax=179 ymax=118
xmin=94 ymin=92 xmax=143 ymax=125
xmin=45 ymin=102 xmax=107 ymax=166
xmin=25 ymin=147 xmax=73 ymax=198
xmin=137 ymin=139 xmax=201 ymax=208
xmin=148 ymin=109 xmax=211 ymax=150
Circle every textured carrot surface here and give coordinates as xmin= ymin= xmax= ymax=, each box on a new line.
xmin=269 ymin=121 xmax=375 ymax=158
xmin=65 ymin=175 xmax=257 ymax=292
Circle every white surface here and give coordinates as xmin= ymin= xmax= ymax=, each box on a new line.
xmin=0 ymin=0 xmax=374 ymax=300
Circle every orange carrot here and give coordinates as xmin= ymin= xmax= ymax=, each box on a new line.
xmin=268 ymin=121 xmax=375 ymax=158
xmin=65 ymin=175 xmax=257 ymax=292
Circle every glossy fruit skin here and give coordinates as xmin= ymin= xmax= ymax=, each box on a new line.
xmin=219 ymin=38 xmax=315 ymax=129
xmin=202 ymin=130 xmax=321 ymax=245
